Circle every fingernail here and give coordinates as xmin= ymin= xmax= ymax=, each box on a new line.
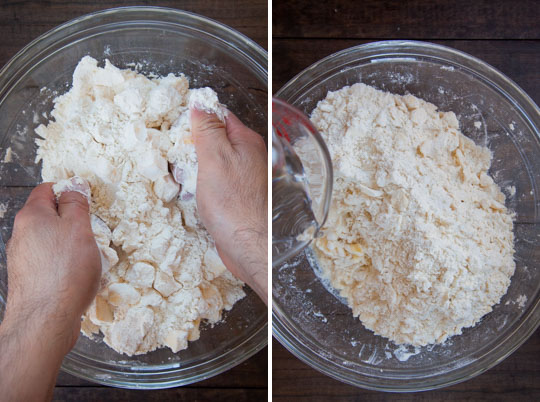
xmin=53 ymin=176 xmax=91 ymax=203
xmin=189 ymin=103 xmax=229 ymax=122
xmin=171 ymin=163 xmax=185 ymax=184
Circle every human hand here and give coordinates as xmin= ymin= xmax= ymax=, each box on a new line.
xmin=191 ymin=108 xmax=268 ymax=302
xmin=4 ymin=180 xmax=101 ymax=352
xmin=0 ymin=179 xmax=101 ymax=401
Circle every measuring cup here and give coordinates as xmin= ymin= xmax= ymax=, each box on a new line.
xmin=272 ymin=98 xmax=333 ymax=267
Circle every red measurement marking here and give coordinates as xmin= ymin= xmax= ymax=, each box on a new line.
xmin=275 ymin=127 xmax=291 ymax=142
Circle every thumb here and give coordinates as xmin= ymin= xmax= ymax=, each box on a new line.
xmin=190 ymin=108 xmax=232 ymax=163
xmin=55 ymin=176 xmax=91 ymax=219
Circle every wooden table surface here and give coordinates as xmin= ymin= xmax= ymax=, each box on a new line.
xmin=0 ymin=0 xmax=267 ymax=401
xmin=273 ymin=0 xmax=539 ymax=400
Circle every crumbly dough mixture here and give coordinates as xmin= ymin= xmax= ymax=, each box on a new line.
xmin=310 ymin=83 xmax=515 ymax=346
xmin=35 ymin=56 xmax=245 ymax=356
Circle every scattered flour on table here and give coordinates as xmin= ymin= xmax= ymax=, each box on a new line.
xmin=0 ymin=203 xmax=7 ymax=218
xmin=3 ymin=147 xmax=12 ymax=163
xmin=506 ymin=185 xmax=516 ymax=198
xmin=35 ymin=56 xmax=244 ymax=356
xmin=516 ymin=295 xmax=527 ymax=308
xmin=308 ymin=83 xmax=515 ymax=346
xmin=505 ymin=294 xmax=528 ymax=309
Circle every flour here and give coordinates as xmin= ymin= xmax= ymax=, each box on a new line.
xmin=53 ymin=176 xmax=92 ymax=204
xmin=309 ymin=83 xmax=515 ymax=346
xmin=3 ymin=147 xmax=12 ymax=163
xmin=35 ymin=56 xmax=245 ymax=356
xmin=516 ymin=295 xmax=527 ymax=308
xmin=188 ymin=87 xmax=228 ymax=122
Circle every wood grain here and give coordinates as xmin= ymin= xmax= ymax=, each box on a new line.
xmin=0 ymin=0 xmax=267 ymax=72
xmin=272 ymin=39 xmax=540 ymax=100
xmin=53 ymin=387 xmax=267 ymax=401
xmin=272 ymin=332 xmax=540 ymax=401
xmin=273 ymin=0 xmax=540 ymax=40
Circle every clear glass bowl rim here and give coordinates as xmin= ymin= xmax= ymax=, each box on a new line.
xmin=273 ymin=40 xmax=540 ymax=392
xmin=0 ymin=6 xmax=268 ymax=389
xmin=0 ymin=6 xmax=267 ymax=95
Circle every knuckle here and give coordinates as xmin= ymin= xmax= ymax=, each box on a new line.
xmin=196 ymin=117 xmax=226 ymax=136
xmin=59 ymin=194 xmax=89 ymax=211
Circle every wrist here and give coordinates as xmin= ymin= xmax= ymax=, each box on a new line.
xmin=1 ymin=311 xmax=71 ymax=370
xmin=247 ymin=268 xmax=268 ymax=302
xmin=0 ymin=309 xmax=68 ymax=401
xmin=232 ymin=226 xmax=268 ymax=302
xmin=3 ymin=296 xmax=79 ymax=357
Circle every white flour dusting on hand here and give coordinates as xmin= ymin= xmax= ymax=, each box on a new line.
xmin=309 ymin=83 xmax=515 ymax=346
xmin=35 ymin=56 xmax=245 ymax=356
xmin=188 ymin=87 xmax=228 ymax=122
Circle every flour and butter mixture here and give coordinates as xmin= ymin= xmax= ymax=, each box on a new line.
xmin=310 ymin=83 xmax=515 ymax=346
xmin=35 ymin=56 xmax=245 ymax=355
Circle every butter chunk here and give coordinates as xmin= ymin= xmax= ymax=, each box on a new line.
xmin=153 ymin=173 xmax=180 ymax=203
xmin=168 ymin=287 xmax=204 ymax=321
xmin=123 ymin=121 xmax=148 ymax=150
xmin=163 ymin=329 xmax=188 ymax=353
xmin=188 ymin=319 xmax=201 ymax=341
xmin=95 ymin=295 xmax=114 ymax=322
xmin=199 ymin=282 xmax=224 ymax=323
xmin=114 ymin=88 xmax=143 ymax=115
xmin=125 ymin=262 xmax=155 ymax=288
xmin=139 ymin=289 xmax=164 ymax=307
xmin=108 ymin=283 xmax=141 ymax=306
xmin=106 ymin=306 xmax=154 ymax=356
xmin=87 ymin=295 xmax=114 ymax=324
xmin=203 ymin=247 xmax=227 ymax=280
xmin=81 ymin=316 xmax=100 ymax=335
xmin=91 ymin=214 xmax=112 ymax=245
xmin=90 ymin=214 xmax=118 ymax=272
xmin=137 ymin=149 xmax=168 ymax=181
xmin=100 ymin=247 xmax=119 ymax=272
xmin=154 ymin=270 xmax=181 ymax=297
xmin=150 ymin=228 xmax=172 ymax=260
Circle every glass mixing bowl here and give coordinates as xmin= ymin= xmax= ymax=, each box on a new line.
xmin=273 ymin=40 xmax=540 ymax=391
xmin=0 ymin=7 xmax=267 ymax=389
